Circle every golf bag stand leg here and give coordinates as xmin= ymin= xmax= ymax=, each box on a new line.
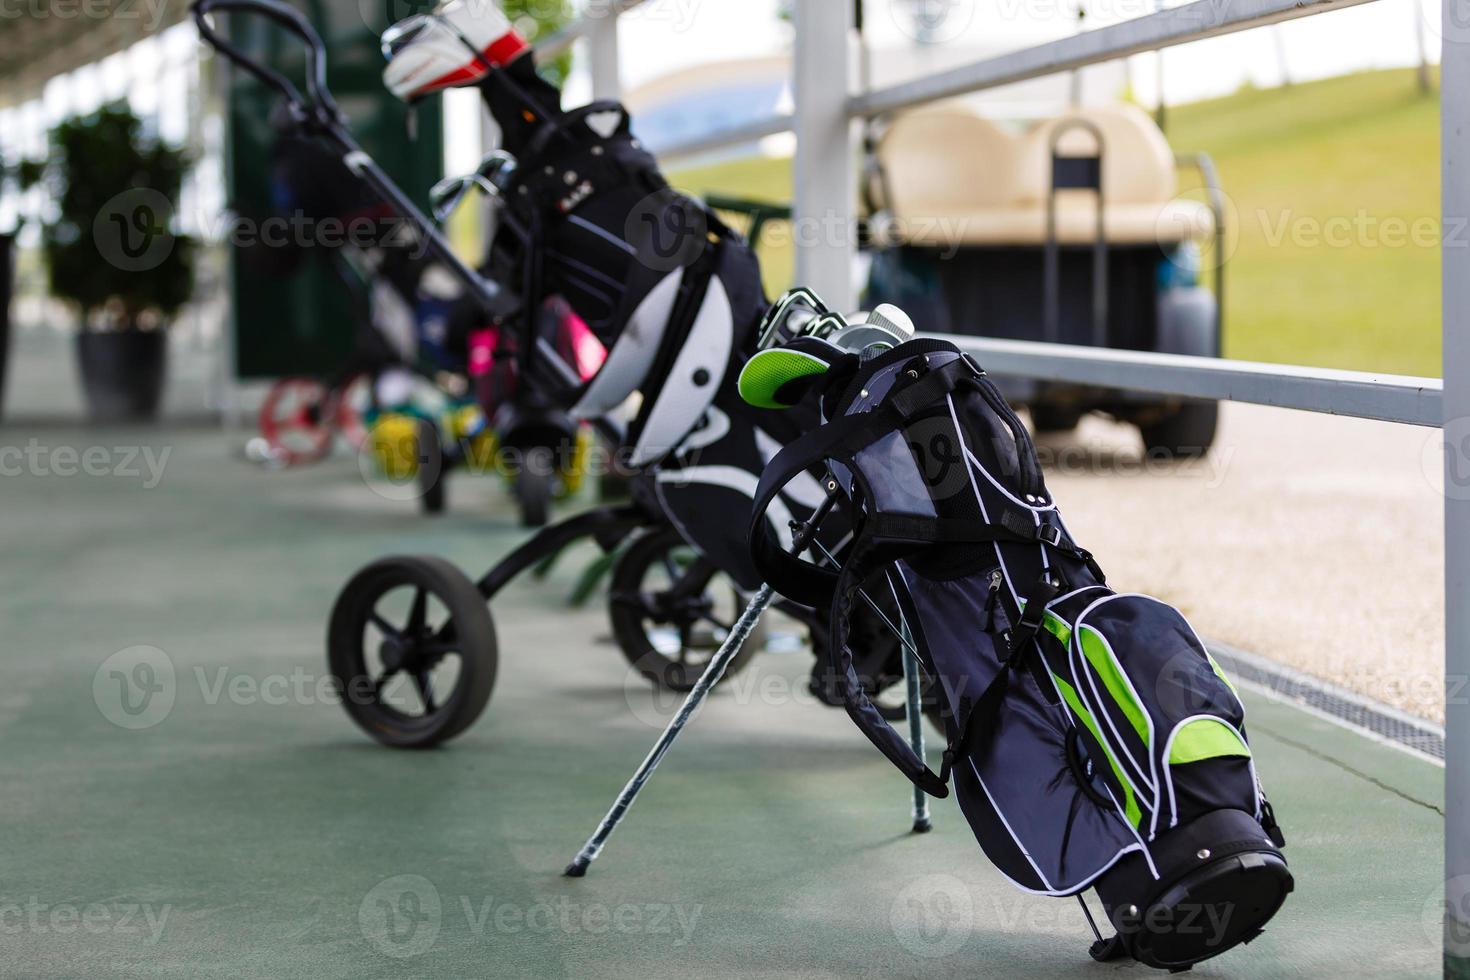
xmin=564 ymin=491 xmax=839 ymax=878
xmin=901 ymin=617 xmax=931 ymax=833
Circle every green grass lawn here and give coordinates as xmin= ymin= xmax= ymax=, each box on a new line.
xmin=671 ymin=68 xmax=1442 ymax=377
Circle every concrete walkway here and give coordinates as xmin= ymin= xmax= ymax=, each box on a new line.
xmin=0 ymin=424 xmax=1445 ymax=978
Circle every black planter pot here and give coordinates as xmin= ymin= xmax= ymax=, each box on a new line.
xmin=75 ymin=330 xmax=167 ymax=423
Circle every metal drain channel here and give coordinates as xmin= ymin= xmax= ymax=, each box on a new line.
xmin=1206 ymin=641 xmax=1445 ymax=765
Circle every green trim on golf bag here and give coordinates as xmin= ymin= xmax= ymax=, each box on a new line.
xmin=745 ymin=337 xmax=1293 ymax=971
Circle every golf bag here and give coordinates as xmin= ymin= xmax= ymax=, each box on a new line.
xmin=741 ymin=335 xmax=1293 ymax=971
xmin=380 ymin=3 xmax=905 ymax=691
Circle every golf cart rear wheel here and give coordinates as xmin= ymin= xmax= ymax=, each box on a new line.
xmin=515 ymin=446 xmax=554 ymax=527
xmin=1030 ymin=404 xmax=1083 ymax=435
xmin=609 ymin=526 xmax=765 ymax=692
xmin=1140 ymin=401 xmax=1218 ymax=459
xmin=417 ymin=418 xmax=447 ymax=514
xmin=328 ymin=555 xmax=496 ymax=748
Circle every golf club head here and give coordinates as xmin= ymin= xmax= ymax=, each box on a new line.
xmin=381 ymin=0 xmax=528 ymax=102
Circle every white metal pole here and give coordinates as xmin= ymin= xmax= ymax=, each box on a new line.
xmin=792 ymin=0 xmax=857 ymax=312
xmin=586 ymin=7 xmax=623 ymax=102
xmin=1441 ymin=1 xmax=1470 ymax=973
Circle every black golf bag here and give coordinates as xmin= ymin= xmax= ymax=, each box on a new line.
xmin=742 ymin=335 xmax=1292 ymax=971
xmin=466 ymin=52 xmax=905 ymax=696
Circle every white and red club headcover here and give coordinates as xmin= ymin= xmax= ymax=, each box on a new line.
xmin=382 ymin=0 xmax=529 ymax=102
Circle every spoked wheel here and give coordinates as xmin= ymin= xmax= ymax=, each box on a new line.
xmin=260 ymin=377 xmax=333 ymax=466
xmin=609 ymin=526 xmax=765 ymax=691
xmin=328 ymin=555 xmax=497 ymax=748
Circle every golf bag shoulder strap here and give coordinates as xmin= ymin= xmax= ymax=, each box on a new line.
xmin=827 ymin=532 xmax=951 ymax=800
xmin=747 ymin=356 xmax=972 ymax=606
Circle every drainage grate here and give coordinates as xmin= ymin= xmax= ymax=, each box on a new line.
xmin=1206 ymin=642 xmax=1445 ymax=764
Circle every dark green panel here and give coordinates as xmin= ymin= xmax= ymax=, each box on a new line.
xmin=226 ymin=0 xmax=443 ymax=379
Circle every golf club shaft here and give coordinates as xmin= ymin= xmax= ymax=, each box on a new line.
xmin=565 ymin=492 xmax=837 ymax=877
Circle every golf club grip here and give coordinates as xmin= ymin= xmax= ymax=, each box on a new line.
xmin=191 ymin=0 xmax=332 ymax=117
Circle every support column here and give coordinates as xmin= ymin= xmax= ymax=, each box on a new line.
xmin=792 ymin=0 xmax=856 ymax=312
xmin=586 ymin=7 xmax=622 ymax=102
xmin=1441 ymin=1 xmax=1470 ymax=974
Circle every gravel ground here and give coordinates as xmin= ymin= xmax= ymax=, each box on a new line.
xmin=1042 ymin=402 xmax=1445 ymax=723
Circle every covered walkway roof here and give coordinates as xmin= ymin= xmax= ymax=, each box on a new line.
xmin=0 ymin=6 xmax=187 ymax=107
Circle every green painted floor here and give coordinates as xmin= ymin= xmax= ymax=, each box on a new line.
xmin=0 ymin=426 xmax=1446 ymax=978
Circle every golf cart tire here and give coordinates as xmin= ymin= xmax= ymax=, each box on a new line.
xmin=417 ymin=418 xmax=447 ymax=515
xmin=1140 ymin=401 xmax=1219 ymax=459
xmin=1141 ymin=284 xmax=1220 ymax=458
xmin=1030 ymin=404 xmax=1083 ymax=435
xmin=516 ymin=447 xmax=554 ymax=528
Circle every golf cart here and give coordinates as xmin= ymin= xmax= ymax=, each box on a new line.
xmin=864 ymin=101 xmax=1225 ymax=456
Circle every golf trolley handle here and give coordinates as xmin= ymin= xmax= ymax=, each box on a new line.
xmin=193 ymin=0 xmax=520 ymax=321
xmin=192 ymin=0 xmax=339 ymax=126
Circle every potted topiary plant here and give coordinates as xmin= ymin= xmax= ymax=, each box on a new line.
xmin=34 ymin=104 xmax=195 ymax=423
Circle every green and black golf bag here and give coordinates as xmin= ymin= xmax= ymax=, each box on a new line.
xmin=741 ymin=326 xmax=1293 ymax=971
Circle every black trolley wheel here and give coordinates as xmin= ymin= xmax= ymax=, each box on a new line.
xmin=328 ymin=555 xmax=497 ymax=747
xmin=416 ymin=418 xmax=447 ymax=515
xmin=608 ymin=526 xmax=765 ymax=692
xmin=515 ymin=446 xmax=554 ymax=527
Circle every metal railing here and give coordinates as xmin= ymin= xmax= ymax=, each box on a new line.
xmin=561 ymin=0 xmax=1467 ymax=968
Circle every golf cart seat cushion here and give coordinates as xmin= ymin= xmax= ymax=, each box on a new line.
xmin=1017 ymin=104 xmax=1179 ymax=205
xmin=879 ymin=102 xmax=1213 ymax=247
xmin=878 ymin=105 xmax=1027 ymax=215
xmin=893 ymin=197 xmax=1213 ymax=246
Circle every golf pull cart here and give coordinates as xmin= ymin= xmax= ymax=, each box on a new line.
xmin=195 ymin=0 xmax=916 ymax=747
xmin=197 ymin=0 xmax=593 ymax=523
xmin=201 ymin=0 xmax=929 ymax=751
